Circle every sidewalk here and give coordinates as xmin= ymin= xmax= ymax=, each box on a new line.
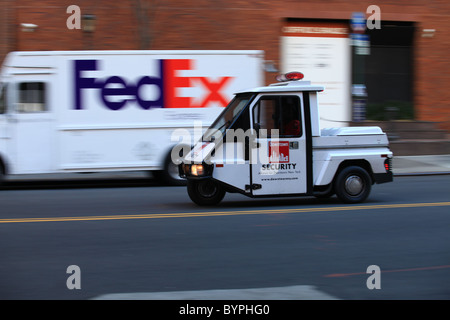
xmin=392 ymin=155 xmax=450 ymax=175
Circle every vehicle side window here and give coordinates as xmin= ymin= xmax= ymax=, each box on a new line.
xmin=253 ymin=97 xmax=277 ymax=136
xmin=253 ymin=96 xmax=302 ymax=137
xmin=280 ymin=96 xmax=302 ymax=137
xmin=0 ymin=85 xmax=6 ymax=114
xmin=17 ymin=82 xmax=47 ymax=113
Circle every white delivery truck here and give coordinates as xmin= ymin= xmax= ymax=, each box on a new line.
xmin=0 ymin=50 xmax=264 ymax=185
xmin=180 ymin=72 xmax=393 ymax=205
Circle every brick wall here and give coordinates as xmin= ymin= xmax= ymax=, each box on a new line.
xmin=1 ymin=0 xmax=449 ymax=131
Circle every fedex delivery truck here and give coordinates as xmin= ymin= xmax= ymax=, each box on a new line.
xmin=0 ymin=50 xmax=264 ymax=185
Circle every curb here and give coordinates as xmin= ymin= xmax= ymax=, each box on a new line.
xmin=394 ymin=171 xmax=450 ymax=177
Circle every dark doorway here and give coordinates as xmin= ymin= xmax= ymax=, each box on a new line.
xmin=365 ymin=21 xmax=415 ymax=120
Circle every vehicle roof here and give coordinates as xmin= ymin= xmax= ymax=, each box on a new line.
xmin=235 ymin=80 xmax=324 ymax=94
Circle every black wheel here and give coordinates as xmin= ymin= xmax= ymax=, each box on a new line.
xmin=187 ymin=179 xmax=225 ymax=206
xmin=154 ymin=145 xmax=189 ymax=186
xmin=334 ymin=166 xmax=371 ymax=203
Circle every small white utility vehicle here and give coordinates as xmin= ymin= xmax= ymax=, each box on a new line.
xmin=179 ymin=72 xmax=393 ymax=205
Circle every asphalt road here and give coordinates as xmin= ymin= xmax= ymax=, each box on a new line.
xmin=0 ymin=175 xmax=449 ymax=300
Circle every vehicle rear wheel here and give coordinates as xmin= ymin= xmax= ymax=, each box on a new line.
xmin=334 ymin=166 xmax=371 ymax=203
xmin=187 ymin=179 xmax=225 ymax=206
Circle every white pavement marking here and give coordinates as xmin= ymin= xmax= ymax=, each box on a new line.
xmin=92 ymin=285 xmax=339 ymax=300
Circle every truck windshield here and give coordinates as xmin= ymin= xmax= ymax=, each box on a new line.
xmin=202 ymin=93 xmax=254 ymax=142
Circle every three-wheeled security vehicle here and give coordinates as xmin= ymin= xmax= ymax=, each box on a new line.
xmin=179 ymin=72 xmax=393 ymax=206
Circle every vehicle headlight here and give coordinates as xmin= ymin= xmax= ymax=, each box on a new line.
xmin=191 ymin=164 xmax=204 ymax=176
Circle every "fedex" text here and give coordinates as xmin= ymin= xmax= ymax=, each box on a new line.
xmin=73 ymin=59 xmax=233 ymax=110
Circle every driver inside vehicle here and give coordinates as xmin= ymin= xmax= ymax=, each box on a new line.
xmin=280 ymin=98 xmax=300 ymax=136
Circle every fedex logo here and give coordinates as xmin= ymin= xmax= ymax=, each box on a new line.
xmin=73 ymin=59 xmax=233 ymax=110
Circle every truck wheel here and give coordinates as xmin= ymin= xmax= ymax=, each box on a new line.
xmin=154 ymin=145 xmax=189 ymax=186
xmin=334 ymin=166 xmax=371 ymax=203
xmin=187 ymin=179 xmax=225 ymax=206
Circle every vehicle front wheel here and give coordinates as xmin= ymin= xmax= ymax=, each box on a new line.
xmin=334 ymin=166 xmax=371 ymax=203
xmin=187 ymin=179 xmax=225 ymax=206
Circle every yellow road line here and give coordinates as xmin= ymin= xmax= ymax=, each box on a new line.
xmin=1 ymin=202 xmax=449 ymax=224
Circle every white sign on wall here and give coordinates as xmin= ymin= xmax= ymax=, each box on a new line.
xmin=281 ymin=21 xmax=351 ymax=128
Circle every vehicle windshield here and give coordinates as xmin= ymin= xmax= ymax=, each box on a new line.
xmin=202 ymin=93 xmax=254 ymax=142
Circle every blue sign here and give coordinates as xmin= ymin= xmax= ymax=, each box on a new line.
xmin=350 ymin=34 xmax=370 ymax=55
xmin=351 ymin=12 xmax=366 ymax=33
